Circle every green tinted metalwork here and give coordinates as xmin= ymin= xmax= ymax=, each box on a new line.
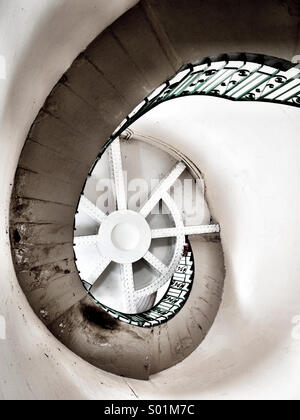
xmin=108 ymin=54 xmax=300 ymax=146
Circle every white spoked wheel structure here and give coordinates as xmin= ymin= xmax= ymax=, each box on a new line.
xmin=74 ymin=136 xmax=220 ymax=319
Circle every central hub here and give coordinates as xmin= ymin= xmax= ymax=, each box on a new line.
xmin=111 ymin=223 xmax=140 ymax=251
xmin=98 ymin=210 xmax=151 ymax=264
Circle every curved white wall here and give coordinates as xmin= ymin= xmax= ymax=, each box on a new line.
xmin=130 ymin=97 xmax=300 ymax=399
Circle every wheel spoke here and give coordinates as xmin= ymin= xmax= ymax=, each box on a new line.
xmin=139 ymin=161 xmax=186 ymax=218
xmin=151 ymin=224 xmax=220 ymax=239
xmin=87 ymin=257 xmax=111 ymax=285
xmin=120 ymin=263 xmax=137 ymax=313
xmin=143 ymin=251 xmax=168 ymax=275
xmin=109 ymin=137 xmax=127 ymax=211
xmin=74 ymin=235 xmax=98 ymax=246
xmin=78 ymin=196 xmax=106 ymax=224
